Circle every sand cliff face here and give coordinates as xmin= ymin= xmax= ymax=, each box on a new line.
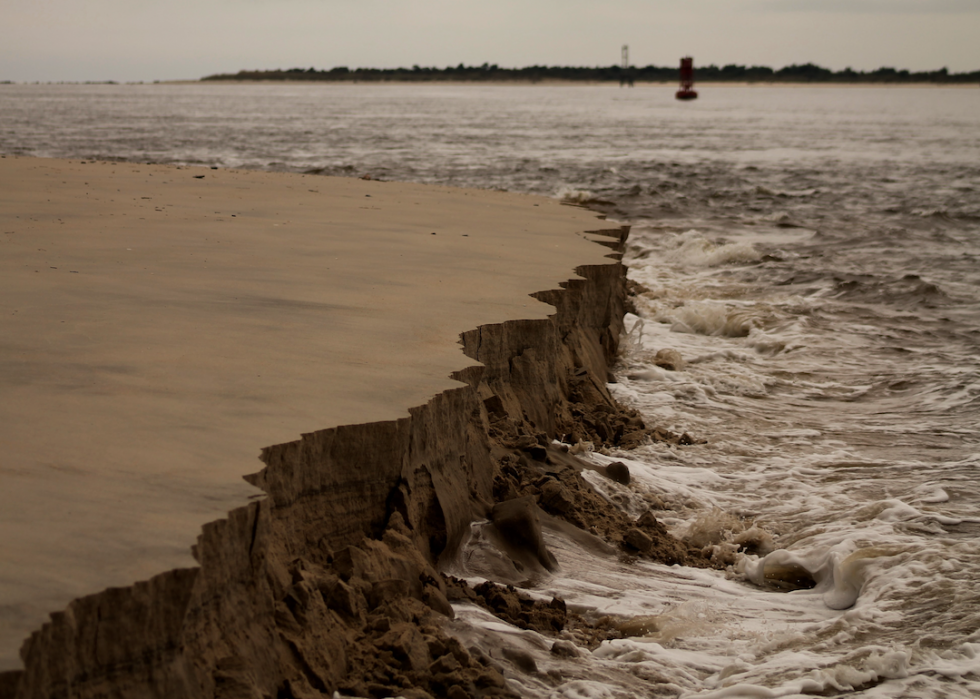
xmin=2 ymin=226 xmax=632 ymax=699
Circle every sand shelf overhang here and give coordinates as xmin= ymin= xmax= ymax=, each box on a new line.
xmin=0 ymin=156 xmax=627 ymax=679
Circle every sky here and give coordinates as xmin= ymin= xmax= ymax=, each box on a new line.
xmin=2 ymin=0 xmax=978 ymax=83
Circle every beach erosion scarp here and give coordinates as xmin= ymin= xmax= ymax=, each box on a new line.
xmin=0 ymin=156 xmax=643 ymax=697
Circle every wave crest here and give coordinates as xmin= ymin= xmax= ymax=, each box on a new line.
xmin=664 ymin=230 xmax=760 ymax=267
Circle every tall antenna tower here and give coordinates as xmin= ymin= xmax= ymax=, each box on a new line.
xmin=620 ymin=44 xmax=633 ymax=87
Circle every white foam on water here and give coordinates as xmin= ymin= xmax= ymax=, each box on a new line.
xmin=441 ymin=219 xmax=980 ymax=698
xmin=556 ymin=185 xmax=598 ymax=204
xmin=660 ymin=229 xmax=762 ymax=269
xmin=753 ymin=185 xmax=820 ymax=199
xmin=444 ymin=436 xmax=980 ymax=697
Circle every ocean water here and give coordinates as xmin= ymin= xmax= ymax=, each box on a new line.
xmin=2 ymin=83 xmax=980 ymax=696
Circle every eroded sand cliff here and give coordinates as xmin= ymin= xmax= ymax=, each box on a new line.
xmin=0 ymin=158 xmax=699 ymax=699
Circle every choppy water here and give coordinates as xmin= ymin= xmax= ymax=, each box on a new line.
xmin=2 ymin=83 xmax=980 ymax=695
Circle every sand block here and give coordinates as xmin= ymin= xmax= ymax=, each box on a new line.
xmin=0 ymin=156 xmax=613 ymax=668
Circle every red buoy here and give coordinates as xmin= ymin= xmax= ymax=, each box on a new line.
xmin=676 ymin=57 xmax=698 ymax=100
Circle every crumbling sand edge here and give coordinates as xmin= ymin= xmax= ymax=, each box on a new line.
xmin=0 ymin=225 xmax=630 ymax=699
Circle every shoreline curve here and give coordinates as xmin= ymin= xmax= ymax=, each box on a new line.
xmin=0 ymin=156 xmax=636 ymax=697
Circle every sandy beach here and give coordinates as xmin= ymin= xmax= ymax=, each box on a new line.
xmin=0 ymin=156 xmax=622 ymax=681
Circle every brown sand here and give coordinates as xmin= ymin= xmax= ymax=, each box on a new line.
xmin=1 ymin=156 xmax=709 ymax=699
xmin=0 ymin=156 xmax=613 ymax=669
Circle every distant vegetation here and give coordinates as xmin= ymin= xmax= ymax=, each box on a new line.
xmin=202 ymin=63 xmax=980 ymax=84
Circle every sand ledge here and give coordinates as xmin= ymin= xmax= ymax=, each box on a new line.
xmin=1 ymin=157 xmax=671 ymax=698
xmin=3 ymin=233 xmax=631 ymax=699
xmin=0 ymin=154 xmax=610 ymax=666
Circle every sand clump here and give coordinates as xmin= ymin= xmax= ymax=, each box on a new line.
xmin=203 ymin=512 xmax=523 ymax=699
xmin=315 ymin=517 xmax=518 ymax=699
xmin=484 ymin=392 xmax=713 ymax=569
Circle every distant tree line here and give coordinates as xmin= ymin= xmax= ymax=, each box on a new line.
xmin=202 ymin=62 xmax=980 ymax=84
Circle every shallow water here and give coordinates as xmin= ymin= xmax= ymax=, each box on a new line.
xmin=2 ymin=83 xmax=979 ymax=695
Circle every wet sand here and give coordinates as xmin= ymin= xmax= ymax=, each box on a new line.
xmin=0 ymin=156 xmax=613 ymax=669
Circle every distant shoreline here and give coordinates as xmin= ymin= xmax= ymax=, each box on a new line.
xmin=171 ymin=80 xmax=979 ymax=89
xmin=199 ymin=63 xmax=980 ymax=86
xmin=3 ymin=80 xmax=976 ymax=88
xmin=194 ymin=80 xmax=977 ymax=89
xmin=5 ymin=62 xmax=978 ymax=86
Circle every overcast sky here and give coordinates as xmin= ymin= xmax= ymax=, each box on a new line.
xmin=3 ymin=0 xmax=978 ymax=83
